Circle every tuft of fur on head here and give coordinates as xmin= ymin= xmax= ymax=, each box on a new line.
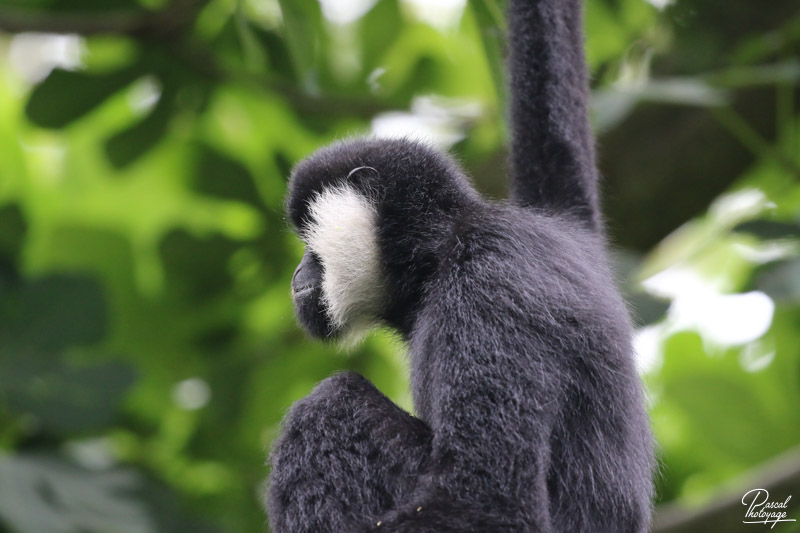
xmin=303 ymin=185 xmax=386 ymax=345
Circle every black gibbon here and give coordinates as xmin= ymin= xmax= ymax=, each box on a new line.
xmin=266 ymin=0 xmax=654 ymax=532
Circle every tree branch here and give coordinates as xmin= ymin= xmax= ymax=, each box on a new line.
xmin=653 ymin=445 xmax=800 ymax=533
xmin=162 ymin=43 xmax=393 ymax=119
xmin=0 ymin=0 xmax=391 ymax=120
xmin=0 ymin=0 xmax=205 ymax=37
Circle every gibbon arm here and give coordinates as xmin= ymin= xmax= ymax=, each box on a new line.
xmin=507 ymin=0 xmax=601 ymax=232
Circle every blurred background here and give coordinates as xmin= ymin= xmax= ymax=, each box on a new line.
xmin=0 ymin=0 xmax=798 ymax=532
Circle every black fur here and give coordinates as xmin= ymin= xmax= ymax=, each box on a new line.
xmin=267 ymin=0 xmax=654 ymax=531
xmin=269 ymin=138 xmax=653 ymax=532
xmin=507 ymin=0 xmax=601 ymax=231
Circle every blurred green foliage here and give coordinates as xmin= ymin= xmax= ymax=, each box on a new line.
xmin=0 ymin=0 xmax=798 ymax=532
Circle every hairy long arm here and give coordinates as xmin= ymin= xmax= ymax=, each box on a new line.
xmin=358 ymin=242 xmax=563 ymax=533
xmin=507 ymin=0 xmax=601 ymax=231
xmin=267 ymin=372 xmax=432 ymax=533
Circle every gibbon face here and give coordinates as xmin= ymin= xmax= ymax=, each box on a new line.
xmin=290 ymin=184 xmax=386 ymax=343
xmin=285 ymin=138 xmax=480 ymax=342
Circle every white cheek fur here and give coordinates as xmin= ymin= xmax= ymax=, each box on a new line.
xmin=304 ymin=186 xmax=386 ymax=340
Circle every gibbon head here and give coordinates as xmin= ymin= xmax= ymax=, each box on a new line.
xmin=285 ymin=138 xmax=480 ymax=342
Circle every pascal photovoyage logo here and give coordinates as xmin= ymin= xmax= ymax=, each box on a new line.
xmin=742 ymin=488 xmax=796 ymax=528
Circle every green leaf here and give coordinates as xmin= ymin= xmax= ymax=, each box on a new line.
xmin=253 ymin=27 xmax=295 ymax=79
xmin=0 ymin=204 xmax=26 ymax=262
xmin=158 ymin=229 xmax=241 ymax=302
xmin=104 ymin=86 xmax=174 ymax=168
xmin=627 ymin=291 xmax=670 ymax=326
xmin=753 ymin=258 xmax=800 ymax=303
xmin=276 ymin=0 xmax=324 ymax=89
xmin=0 ymin=275 xmax=107 ymax=352
xmin=26 ymin=67 xmax=141 ymax=129
xmin=0 ymin=358 xmax=136 ymax=432
xmin=613 ymin=250 xmax=670 ymax=326
xmin=664 ymin=371 xmax=777 ymax=461
xmin=234 ymin=4 xmax=268 ymax=73
xmin=191 ymin=143 xmax=263 ymax=208
xmin=0 ymin=455 xmax=153 ymax=533
xmin=0 ymin=271 xmax=133 ymax=431
xmin=359 ymin=0 xmax=404 ymax=73
xmin=734 ymin=219 xmax=800 ymax=240
xmin=471 ymin=0 xmax=506 ymax=107
xmin=584 ymin=0 xmax=630 ymax=68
